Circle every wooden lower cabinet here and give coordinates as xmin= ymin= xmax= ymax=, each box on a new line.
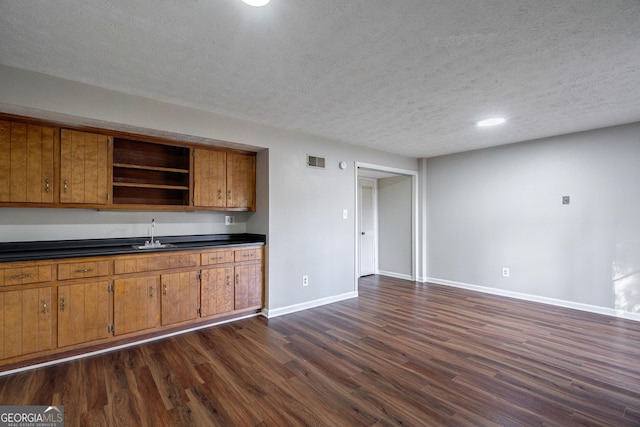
xmin=0 ymin=245 xmax=264 ymax=369
xmin=161 ymin=271 xmax=199 ymax=326
xmin=113 ymin=276 xmax=159 ymax=336
xmin=235 ymin=263 xmax=263 ymax=310
xmin=200 ymin=266 xmax=234 ymax=317
xmin=0 ymin=287 xmax=52 ymax=359
xmin=57 ymin=281 xmax=109 ymax=348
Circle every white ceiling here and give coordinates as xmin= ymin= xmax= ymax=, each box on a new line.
xmin=1 ymin=1 xmax=639 ymax=158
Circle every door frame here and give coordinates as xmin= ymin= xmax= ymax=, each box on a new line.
xmin=354 ymin=162 xmax=418 ymax=292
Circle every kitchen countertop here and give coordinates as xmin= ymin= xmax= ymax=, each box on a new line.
xmin=0 ymin=233 xmax=267 ymax=263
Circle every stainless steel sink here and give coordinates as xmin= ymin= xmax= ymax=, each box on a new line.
xmin=132 ymin=242 xmax=176 ymax=250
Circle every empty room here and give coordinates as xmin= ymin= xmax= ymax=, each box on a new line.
xmin=0 ymin=1 xmax=639 ymax=426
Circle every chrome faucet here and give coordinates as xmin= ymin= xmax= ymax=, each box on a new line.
xmin=147 ymin=218 xmax=160 ymax=247
xmin=133 ymin=218 xmax=173 ymax=249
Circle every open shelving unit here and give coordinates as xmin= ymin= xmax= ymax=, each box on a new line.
xmin=112 ymin=138 xmax=191 ymax=206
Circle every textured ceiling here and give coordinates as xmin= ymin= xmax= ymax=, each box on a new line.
xmin=0 ymin=1 xmax=639 ymax=158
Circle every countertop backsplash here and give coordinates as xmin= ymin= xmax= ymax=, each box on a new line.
xmin=0 ymin=208 xmax=250 ymax=242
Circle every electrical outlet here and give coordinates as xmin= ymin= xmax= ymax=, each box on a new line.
xmin=343 ymin=209 xmax=348 ymax=219
xmin=225 ymin=215 xmax=235 ymax=225
xmin=302 ymin=275 xmax=309 ymax=287
xmin=502 ymin=267 xmax=510 ymax=278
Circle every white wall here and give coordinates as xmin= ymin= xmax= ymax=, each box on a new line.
xmin=377 ymin=175 xmax=413 ymax=278
xmin=426 ymin=122 xmax=640 ymax=317
xmin=0 ymin=65 xmax=418 ymax=313
xmin=0 ymin=209 xmax=247 ymax=241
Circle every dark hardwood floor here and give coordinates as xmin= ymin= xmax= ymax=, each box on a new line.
xmin=1 ymin=275 xmax=640 ymax=426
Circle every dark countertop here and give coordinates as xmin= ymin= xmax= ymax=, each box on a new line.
xmin=0 ymin=233 xmax=267 ymax=263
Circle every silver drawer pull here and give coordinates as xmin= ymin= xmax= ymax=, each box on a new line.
xmin=75 ymin=268 xmax=94 ymax=273
xmin=43 ymin=298 xmax=47 ymax=314
xmin=10 ymin=273 xmax=33 ymax=280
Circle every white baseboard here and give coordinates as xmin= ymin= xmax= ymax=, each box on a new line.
xmin=427 ymin=277 xmax=640 ymax=323
xmin=263 ymin=291 xmax=358 ymax=318
xmin=0 ymin=312 xmax=261 ymax=377
xmin=378 ymin=270 xmax=413 ymax=281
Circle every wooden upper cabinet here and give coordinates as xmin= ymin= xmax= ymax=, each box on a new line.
xmin=60 ymin=129 xmax=110 ymax=205
xmin=194 ymin=148 xmax=256 ymax=211
xmin=227 ymin=152 xmax=256 ymax=210
xmin=193 ymin=148 xmax=226 ymax=208
xmin=0 ymin=115 xmax=257 ymax=211
xmin=0 ymin=120 xmax=56 ymax=204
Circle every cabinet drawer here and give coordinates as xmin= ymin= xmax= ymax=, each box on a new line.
xmin=58 ymin=260 xmax=110 ymax=280
xmin=201 ymin=251 xmax=234 ymax=266
xmin=234 ymin=248 xmax=262 ymax=262
xmin=114 ymin=253 xmax=198 ymax=274
xmin=0 ymin=265 xmax=53 ymax=287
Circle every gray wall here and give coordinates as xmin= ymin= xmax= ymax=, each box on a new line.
xmin=426 ymin=122 xmax=640 ymax=314
xmin=377 ymin=175 xmax=413 ymax=278
xmin=0 ymin=65 xmax=418 ymax=314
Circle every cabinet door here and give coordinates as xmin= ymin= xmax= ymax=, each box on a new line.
xmin=226 ymin=152 xmax=256 ymax=210
xmin=60 ymin=129 xmax=110 ymax=204
xmin=234 ymin=263 xmax=263 ymax=310
xmin=193 ymin=148 xmax=226 ymax=208
xmin=201 ymin=267 xmax=234 ymax=317
xmin=161 ymin=271 xmax=199 ymax=326
xmin=0 ymin=120 xmax=56 ymax=204
xmin=0 ymin=288 xmax=52 ymax=359
xmin=58 ymin=281 xmax=109 ymax=348
xmin=113 ymin=277 xmax=159 ymax=335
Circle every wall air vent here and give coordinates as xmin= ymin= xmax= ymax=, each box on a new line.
xmin=306 ymin=154 xmax=326 ymax=169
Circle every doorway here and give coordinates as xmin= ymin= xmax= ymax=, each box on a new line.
xmin=355 ymin=163 xmax=418 ymax=289
xmin=358 ymin=178 xmax=377 ymax=276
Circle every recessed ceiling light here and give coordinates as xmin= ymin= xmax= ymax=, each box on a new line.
xmin=242 ymin=0 xmax=270 ymax=6
xmin=477 ymin=117 xmax=506 ymax=127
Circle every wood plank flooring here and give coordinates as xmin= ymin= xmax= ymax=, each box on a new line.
xmin=1 ymin=275 xmax=640 ymax=426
